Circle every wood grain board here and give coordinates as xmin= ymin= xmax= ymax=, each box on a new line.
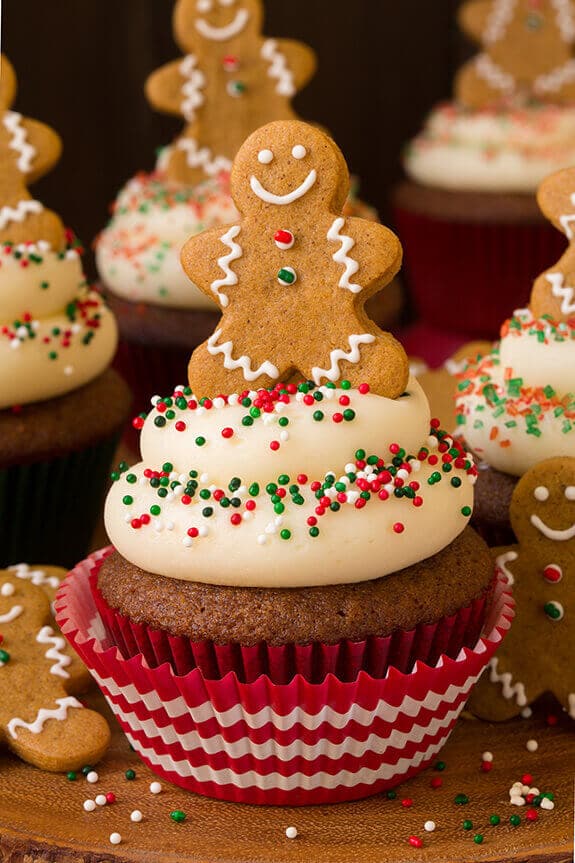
xmin=1 ymin=695 xmax=573 ymax=863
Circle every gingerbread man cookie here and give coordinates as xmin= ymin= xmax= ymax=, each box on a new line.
xmin=0 ymin=571 xmax=110 ymax=771
xmin=145 ymin=0 xmax=316 ymax=185
xmin=469 ymin=457 xmax=575 ymax=720
xmin=456 ymin=0 xmax=575 ymax=108
xmin=0 ymin=55 xmax=65 ymax=249
xmin=531 ymin=166 xmax=575 ymax=321
xmin=182 ymin=121 xmax=408 ymax=399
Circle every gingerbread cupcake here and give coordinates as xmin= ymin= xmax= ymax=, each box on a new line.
xmin=0 ymin=55 xmax=130 ymax=567
xmin=456 ymin=166 xmax=575 ymax=545
xmin=394 ymin=0 xmax=573 ymax=339
xmin=58 ymin=121 xmax=511 ymax=806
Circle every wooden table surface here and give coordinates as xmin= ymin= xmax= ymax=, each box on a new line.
xmin=1 ymin=694 xmax=573 ymax=863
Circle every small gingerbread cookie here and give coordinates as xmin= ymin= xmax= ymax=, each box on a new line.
xmin=145 ymin=0 xmax=316 ymax=185
xmin=0 ymin=571 xmax=110 ymax=771
xmin=469 ymin=456 xmax=575 ymax=720
xmin=181 ymin=120 xmax=408 ymax=399
xmin=456 ymin=0 xmax=575 ymax=108
xmin=0 ymin=55 xmax=65 ymax=249
xmin=531 ymin=166 xmax=575 ymax=321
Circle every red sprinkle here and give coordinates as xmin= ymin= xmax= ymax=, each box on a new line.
xmin=525 ymin=808 xmax=538 ymax=822
xmin=245 ymin=500 xmax=256 ymax=511
xmin=401 ymin=798 xmax=413 ymax=808
xmin=230 ymin=514 xmax=242 ymax=526
xmin=221 ymin=427 xmax=234 ymax=439
xmin=408 ymin=836 xmax=423 ymax=849
xmin=270 ymin=441 xmax=280 ymax=451
xmin=132 ymin=416 xmax=144 ymax=430
xmin=481 ymin=761 xmax=493 ymax=772
xmin=430 ymin=777 xmax=442 ymax=789
xmin=175 ymin=421 xmax=186 ymax=432
xmin=358 ymin=383 xmax=370 ymax=394
xmin=393 ymin=522 xmax=405 ymax=534
xmin=522 ymin=774 xmax=533 ymax=785
xmin=105 ymin=793 xmax=116 ymax=804
xmin=297 ymin=474 xmax=308 ymax=484
xmin=332 ymin=413 xmax=344 ymax=424
xmin=187 ymin=528 xmax=199 ymax=538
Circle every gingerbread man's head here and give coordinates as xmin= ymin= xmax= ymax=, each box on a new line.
xmin=231 ymin=121 xmax=349 ymax=217
xmin=510 ymin=457 xmax=575 ymax=568
xmin=174 ymin=0 xmax=263 ymax=53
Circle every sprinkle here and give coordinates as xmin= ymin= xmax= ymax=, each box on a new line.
xmin=86 ymin=771 xmax=99 ymax=784
xmin=95 ymin=795 xmax=107 ymax=806
xmin=149 ymin=781 xmax=162 ymax=794
xmin=109 ymin=833 xmax=122 ymax=845
xmin=430 ymin=777 xmax=443 ymax=789
xmin=285 ymin=826 xmax=298 ymax=839
xmin=83 ymin=799 xmax=96 ymax=812
xmin=526 ymin=739 xmax=539 ymax=752
xmin=66 ymin=772 xmax=77 ymax=781
xmin=125 ymin=769 xmax=136 ymax=780
xmin=482 ymin=751 xmax=494 ymax=762
xmin=473 ymin=834 xmax=484 ymax=845
xmin=423 ymin=821 xmax=436 ymax=833
xmin=510 ymin=814 xmax=521 ymax=826
xmin=526 ymin=808 xmax=538 ymax=822
xmin=131 ymin=810 xmax=143 ymax=822
xmin=489 ymin=814 xmax=500 ymax=825
xmin=463 ymin=820 xmax=473 ymax=831
xmin=105 ymin=792 xmax=116 ymax=804
xmin=540 ymin=798 xmax=555 ymax=810
xmin=401 ymin=798 xmax=413 ymax=808
xmin=435 ymin=761 xmax=446 ymax=771
xmin=454 ymin=794 xmax=469 ymax=805
xmin=408 ymin=836 xmax=423 ymax=848
xmin=170 ymin=810 xmax=186 ymax=823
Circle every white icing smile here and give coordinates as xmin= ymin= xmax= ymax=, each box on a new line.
xmin=530 ymin=514 xmax=575 ymax=541
xmin=195 ymin=8 xmax=249 ymax=41
xmin=250 ymin=170 xmax=317 ymax=205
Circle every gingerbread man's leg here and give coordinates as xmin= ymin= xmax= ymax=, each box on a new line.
xmin=2 ymin=691 xmax=110 ymax=772
xmin=468 ymin=634 xmax=544 ymax=721
xmin=454 ymin=59 xmax=510 ymax=109
xmin=0 ymin=206 xmax=66 ymax=251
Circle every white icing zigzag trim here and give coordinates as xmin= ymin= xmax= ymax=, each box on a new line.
xmin=475 ymin=53 xmax=515 ymax=94
xmin=36 ymin=625 xmax=71 ymax=679
xmin=0 ymin=200 xmax=44 ymax=231
xmin=311 ymin=334 xmax=375 ymax=384
xmin=534 ymin=58 xmax=575 ymax=96
xmin=495 ymin=550 xmax=518 ymax=587
xmin=546 ymin=272 xmax=575 ymax=315
xmin=211 ymin=225 xmax=241 ymax=308
xmin=553 ymin=0 xmax=575 ymax=42
xmin=559 ymin=193 xmax=575 ymax=239
xmin=177 ymin=138 xmax=232 ymax=177
xmin=484 ymin=0 xmax=516 ymax=45
xmin=179 ymin=54 xmax=205 ymax=123
xmin=208 ymin=328 xmax=280 ymax=382
xmin=327 ymin=217 xmax=362 ymax=294
xmin=9 ymin=563 xmax=61 ymax=590
xmin=3 ymin=111 xmax=36 ymax=173
xmin=7 ymin=696 xmax=82 ymax=739
xmin=261 ymin=39 xmax=296 ymax=97
xmin=489 ymin=657 xmax=527 ymax=707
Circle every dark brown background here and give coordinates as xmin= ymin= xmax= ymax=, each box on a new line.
xmin=3 ymin=0 xmax=466 ymax=273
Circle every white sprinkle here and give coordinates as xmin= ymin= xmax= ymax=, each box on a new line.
xmin=130 ymin=809 xmax=143 ymax=822
xmin=200 ymin=473 xmax=210 ymax=483
xmin=521 ymin=706 xmax=533 ymax=718
xmin=344 ymin=463 xmax=355 ymax=474
xmin=213 ymin=397 xmax=225 ymax=409
xmin=86 ymin=771 xmax=99 ymax=784
xmin=482 ymin=751 xmax=493 ymax=762
xmin=1 ymin=583 xmax=15 ymax=597
xmin=169 ymin=472 xmax=179 ymax=481
xmin=139 ymin=476 xmax=147 ymax=485
xmin=64 ymin=365 xmax=74 ymax=376
xmin=16 ymin=326 xmax=28 ymax=338
xmin=540 ymin=798 xmax=555 ymax=810
xmin=95 ymin=794 xmax=107 ymax=806
xmin=109 ymin=832 xmax=122 ymax=845
xmin=280 ymin=431 xmax=289 ymax=442
xmin=510 ymin=795 xmax=525 ymax=806
xmin=285 ymin=826 xmax=298 ymax=839
xmin=526 ymin=739 xmax=538 ymax=752
xmin=424 ymin=820 xmax=436 ymax=832
xmin=149 ymin=781 xmax=162 ymax=794
xmin=529 ymin=787 xmax=540 ymax=796
xmin=10 ymin=339 xmax=20 ymax=349
xmin=153 ymin=520 xmax=164 ymax=532
xmin=196 ymin=407 xmax=205 ymax=417
xmin=182 ymin=537 xmax=193 ymax=548
xmin=257 ymin=535 xmax=267 ymax=545
xmin=243 ymin=511 xmax=252 ymax=521
xmin=166 ymin=521 xmax=175 ymax=531
xmin=83 ymin=799 xmax=96 ymax=812
xmin=198 ymin=525 xmax=208 ymax=538
xmin=265 ymin=523 xmax=277 ymax=535
xmin=124 ymin=514 xmax=133 ymax=524
xmin=151 ymin=395 xmax=161 ymax=406
xmin=228 ymin=394 xmax=239 ymax=406
xmin=274 ymin=516 xmax=283 ymax=527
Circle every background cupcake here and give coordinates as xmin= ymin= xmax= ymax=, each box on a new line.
xmin=0 ymin=55 xmax=129 ymax=568
xmin=393 ymin=0 xmax=574 ymax=342
xmin=59 ymin=121 xmax=511 ymax=806
xmin=455 ymin=165 xmax=575 ymax=545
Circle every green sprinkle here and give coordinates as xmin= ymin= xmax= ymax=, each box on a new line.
xmin=510 ymin=814 xmax=521 ymax=827
xmin=386 ymin=790 xmax=397 ymax=800
xmin=242 ymin=416 xmax=254 ymax=426
xmin=473 ymin=834 xmax=484 ymax=845
xmin=435 ymin=761 xmax=446 ymax=771
xmin=463 ymin=820 xmax=473 ymax=831
xmin=195 ymin=436 xmax=206 ymax=446
xmin=154 ymin=416 xmax=166 ymax=427
xmin=122 ymin=495 xmax=133 ymax=506
xmin=125 ymin=769 xmax=136 ymax=781
xmin=202 ymin=507 xmax=214 ymax=518
xmin=461 ymin=506 xmax=472 ymax=517
xmin=199 ymin=489 xmax=211 ymax=500
xmin=229 ymin=477 xmax=241 ymax=492
xmin=489 ymin=815 xmax=500 ymax=826
xmin=266 ymin=483 xmax=277 ymax=495
xmin=170 ymin=810 xmax=186 ymax=823
xmin=451 ymin=477 xmax=462 ymax=488
xmin=280 ymin=529 xmax=291 ymax=540
xmin=454 ymin=794 xmax=469 ymax=805
xmin=66 ymin=771 xmax=77 ymax=781
xmin=150 ymin=505 xmax=161 ymax=516
xmin=355 ymin=449 xmax=366 ymax=460
xmin=313 ymin=410 xmax=324 ymax=421
xmin=341 ymin=380 xmax=351 ymax=390
xmin=278 ymin=416 xmax=289 ymax=427
xmin=126 ymin=473 xmax=137 ymax=484
xmin=343 ymin=409 xmax=356 ymax=422
xmin=309 ymin=526 xmax=319 ymax=537
xmin=249 ymin=483 xmax=260 ymax=496
xmin=278 ymin=474 xmax=290 ymax=485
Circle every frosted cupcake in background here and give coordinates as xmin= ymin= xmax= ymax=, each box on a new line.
xmin=393 ymin=0 xmax=575 ymax=342
xmin=0 ymin=55 xmax=129 ymax=568
xmin=456 ymin=165 xmax=575 ymax=545
xmin=60 ymin=121 xmax=511 ymax=807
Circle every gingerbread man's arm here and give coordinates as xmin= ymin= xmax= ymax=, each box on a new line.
xmin=181 ymin=223 xmax=243 ymax=310
xmin=328 ymin=217 xmax=402 ymax=305
xmin=269 ymin=39 xmax=317 ymax=91
xmin=22 ymin=119 xmax=62 ymax=184
xmin=458 ymin=0 xmax=493 ymax=42
xmin=146 ymin=59 xmax=192 ymax=118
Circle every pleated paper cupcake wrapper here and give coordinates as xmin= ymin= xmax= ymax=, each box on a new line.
xmin=393 ymin=206 xmax=565 ymax=339
xmin=91 ymin=550 xmax=491 ymax=685
xmin=0 ymin=436 xmax=119 ymax=569
xmin=56 ymin=550 xmax=513 ymax=805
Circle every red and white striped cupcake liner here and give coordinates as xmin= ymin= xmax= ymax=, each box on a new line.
xmin=56 ymin=550 xmax=513 ymax=806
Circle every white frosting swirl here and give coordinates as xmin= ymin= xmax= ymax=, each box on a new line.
xmin=456 ymin=310 xmax=575 ymax=476
xmin=405 ymin=102 xmax=575 ymax=193
xmin=96 ymin=172 xmax=238 ymax=308
xmin=105 ymin=378 xmax=476 ymax=588
xmin=0 ymin=241 xmax=118 ymax=408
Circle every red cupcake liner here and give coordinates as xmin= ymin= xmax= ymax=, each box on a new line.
xmin=393 ymin=205 xmax=566 ymax=339
xmin=56 ymin=550 xmax=513 ymax=805
xmin=91 ymin=549 xmax=490 ymax=684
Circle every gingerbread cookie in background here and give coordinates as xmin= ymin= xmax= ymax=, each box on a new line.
xmin=146 ymin=0 xmax=316 ymax=185
xmin=0 ymin=56 xmax=129 ymax=569
xmin=469 ymin=457 xmax=575 ymax=721
xmin=0 ymin=54 xmax=65 ymax=250
xmin=394 ymin=0 xmax=575 ymax=342
xmin=183 ymin=121 xmax=408 ymax=399
xmin=0 ymin=571 xmax=110 ymax=771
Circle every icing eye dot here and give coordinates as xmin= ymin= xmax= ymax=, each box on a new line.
xmin=292 ymin=145 xmax=307 ymax=160
xmin=534 ymin=486 xmax=549 ymax=502
xmin=258 ymin=149 xmax=274 ymax=165
xmin=0 ymin=582 xmax=15 ymax=597
xmin=197 ymin=0 xmax=212 ymax=11
xmin=565 ymin=486 xmax=575 ymax=500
